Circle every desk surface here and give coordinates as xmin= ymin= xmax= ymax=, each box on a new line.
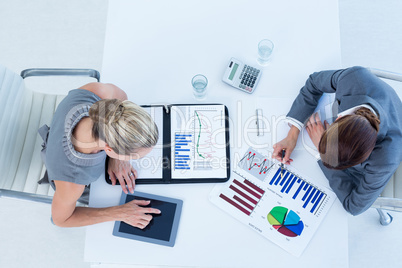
xmin=85 ymin=0 xmax=347 ymax=267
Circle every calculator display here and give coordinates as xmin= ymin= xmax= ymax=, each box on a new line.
xmin=228 ymin=63 xmax=239 ymax=81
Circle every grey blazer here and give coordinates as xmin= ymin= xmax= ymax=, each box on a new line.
xmin=287 ymin=66 xmax=402 ymax=215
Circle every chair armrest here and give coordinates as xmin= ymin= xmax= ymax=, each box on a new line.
xmin=20 ymin=68 xmax=100 ymax=82
xmin=372 ymin=197 xmax=402 ymax=212
xmin=0 ymin=189 xmax=53 ymax=204
xmin=368 ymin=68 xmax=402 ymax=82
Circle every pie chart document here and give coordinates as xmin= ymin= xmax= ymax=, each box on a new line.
xmin=210 ymin=147 xmax=337 ymax=257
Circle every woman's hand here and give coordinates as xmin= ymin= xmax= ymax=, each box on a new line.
xmin=108 ymin=158 xmax=137 ymax=194
xmin=118 ymin=199 xmax=161 ymax=229
xmin=305 ymin=112 xmax=329 ymax=150
xmin=272 ymin=125 xmax=300 ymax=165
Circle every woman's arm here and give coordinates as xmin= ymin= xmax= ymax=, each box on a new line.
xmin=272 ymin=125 xmax=300 ymax=164
xmin=79 ymin=82 xmax=128 ymax=100
xmin=51 ymin=180 xmax=160 ymax=228
xmin=79 ymin=82 xmax=136 ymax=193
xmin=273 ymin=69 xmax=343 ymax=163
xmin=287 ymin=66 xmax=369 ymax=125
xmin=274 ymin=68 xmax=359 ymax=164
xmin=286 ymin=69 xmax=344 ymax=125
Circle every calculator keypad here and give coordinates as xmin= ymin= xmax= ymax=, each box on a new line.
xmin=239 ymin=65 xmax=260 ymax=92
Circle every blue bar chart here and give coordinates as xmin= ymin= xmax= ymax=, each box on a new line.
xmin=268 ymin=167 xmax=326 ymax=214
xmin=174 ymin=133 xmax=192 ymax=170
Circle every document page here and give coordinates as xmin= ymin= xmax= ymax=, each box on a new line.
xmin=170 ymin=105 xmax=228 ymax=179
xmin=210 ymin=147 xmax=336 ymax=257
xmin=130 ymin=106 xmax=164 ymax=179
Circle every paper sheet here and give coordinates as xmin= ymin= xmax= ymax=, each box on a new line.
xmin=170 ymin=105 xmax=228 ymax=179
xmin=130 ymin=106 xmax=164 ymax=179
xmin=210 ymin=147 xmax=336 ymax=257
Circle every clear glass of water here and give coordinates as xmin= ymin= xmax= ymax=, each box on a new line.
xmin=257 ymin=39 xmax=274 ymax=66
xmin=192 ymin=74 xmax=208 ymax=100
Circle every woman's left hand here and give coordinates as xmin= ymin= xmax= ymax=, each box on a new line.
xmin=305 ymin=112 xmax=330 ymax=150
xmin=108 ymin=158 xmax=137 ymax=194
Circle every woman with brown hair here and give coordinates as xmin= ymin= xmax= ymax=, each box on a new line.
xmin=273 ymin=66 xmax=402 ymax=215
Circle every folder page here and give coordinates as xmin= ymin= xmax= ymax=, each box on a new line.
xmin=170 ymin=105 xmax=227 ymax=179
xmin=130 ymin=106 xmax=164 ymax=179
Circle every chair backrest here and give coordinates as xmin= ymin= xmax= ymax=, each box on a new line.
xmin=381 ymin=165 xmax=402 ymax=199
xmin=0 ymin=65 xmax=65 ymax=197
xmin=370 ymin=68 xmax=402 ymax=201
xmin=0 ymin=65 xmax=25 ymax=176
xmin=0 ymin=65 xmax=100 ymax=203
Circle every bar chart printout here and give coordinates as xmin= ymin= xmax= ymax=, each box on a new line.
xmin=219 ymin=177 xmax=265 ymax=216
xmin=267 ymin=166 xmax=328 ymax=216
xmin=210 ymin=147 xmax=336 ymax=257
xmin=174 ymin=133 xmax=192 ymax=170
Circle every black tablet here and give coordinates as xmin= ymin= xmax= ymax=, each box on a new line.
xmin=112 ymin=191 xmax=183 ymax=247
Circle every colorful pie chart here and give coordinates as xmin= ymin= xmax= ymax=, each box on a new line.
xmin=267 ymin=206 xmax=304 ymax=237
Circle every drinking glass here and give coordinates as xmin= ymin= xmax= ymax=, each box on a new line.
xmin=192 ymin=74 xmax=208 ymax=100
xmin=257 ymin=39 xmax=274 ymax=66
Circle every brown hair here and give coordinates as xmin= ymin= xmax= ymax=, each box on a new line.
xmin=318 ymin=107 xmax=380 ymax=170
xmin=89 ymin=99 xmax=159 ymax=155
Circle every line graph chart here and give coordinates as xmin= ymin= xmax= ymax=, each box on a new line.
xmin=193 ymin=109 xmax=218 ymax=170
xmin=237 ymin=148 xmax=275 ymax=181
xmin=170 ymin=105 xmax=227 ymax=179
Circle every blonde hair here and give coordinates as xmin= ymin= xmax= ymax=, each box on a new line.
xmin=89 ymin=99 xmax=158 ymax=155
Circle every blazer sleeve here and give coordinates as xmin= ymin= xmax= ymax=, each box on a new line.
xmin=286 ymin=68 xmax=348 ymax=124
xmin=317 ymin=160 xmax=396 ymax=215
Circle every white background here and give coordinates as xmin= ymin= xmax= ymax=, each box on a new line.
xmin=1 ymin=0 xmax=402 ymax=268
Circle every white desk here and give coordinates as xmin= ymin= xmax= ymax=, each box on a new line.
xmin=85 ymin=0 xmax=348 ymax=267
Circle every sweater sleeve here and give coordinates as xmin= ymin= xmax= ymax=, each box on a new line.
xmin=286 ymin=68 xmax=353 ymax=124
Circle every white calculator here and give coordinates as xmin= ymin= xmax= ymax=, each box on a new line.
xmin=222 ymin=57 xmax=262 ymax=94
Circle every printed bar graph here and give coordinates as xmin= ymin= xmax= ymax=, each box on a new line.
xmin=174 ymin=133 xmax=192 ymax=170
xmin=219 ymin=194 xmax=251 ymax=216
xmin=233 ymin=179 xmax=262 ymax=199
xmin=210 ymin=147 xmax=337 ymax=257
xmin=243 ymin=179 xmax=265 ymax=195
xmin=233 ymin=195 xmax=254 ymax=210
xmin=268 ymin=167 xmax=327 ymax=214
xmin=219 ymin=176 xmax=265 ymax=215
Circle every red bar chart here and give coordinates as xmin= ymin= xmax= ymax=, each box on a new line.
xmin=219 ymin=176 xmax=265 ymax=216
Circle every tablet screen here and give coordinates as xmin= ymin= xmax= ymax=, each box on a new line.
xmin=113 ymin=191 xmax=183 ymax=247
xmin=118 ymin=195 xmax=177 ymax=241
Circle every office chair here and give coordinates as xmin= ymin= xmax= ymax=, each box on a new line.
xmin=369 ymin=68 xmax=402 ymax=226
xmin=0 ymin=64 xmax=99 ymax=204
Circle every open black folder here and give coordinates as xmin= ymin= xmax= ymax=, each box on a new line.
xmin=105 ymin=104 xmax=230 ymax=184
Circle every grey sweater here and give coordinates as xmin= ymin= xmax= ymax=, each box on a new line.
xmin=287 ymin=66 xmax=402 ymax=215
xmin=41 ymin=89 xmax=106 ymax=187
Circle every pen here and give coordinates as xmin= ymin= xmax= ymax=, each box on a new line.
xmin=256 ymin=109 xmax=263 ymax=136
xmin=281 ymin=149 xmax=285 ymax=178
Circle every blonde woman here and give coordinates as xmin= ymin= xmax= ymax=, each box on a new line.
xmin=39 ymin=82 xmax=160 ymax=228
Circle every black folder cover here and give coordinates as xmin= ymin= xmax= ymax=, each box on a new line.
xmin=105 ymin=103 xmax=230 ymax=184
